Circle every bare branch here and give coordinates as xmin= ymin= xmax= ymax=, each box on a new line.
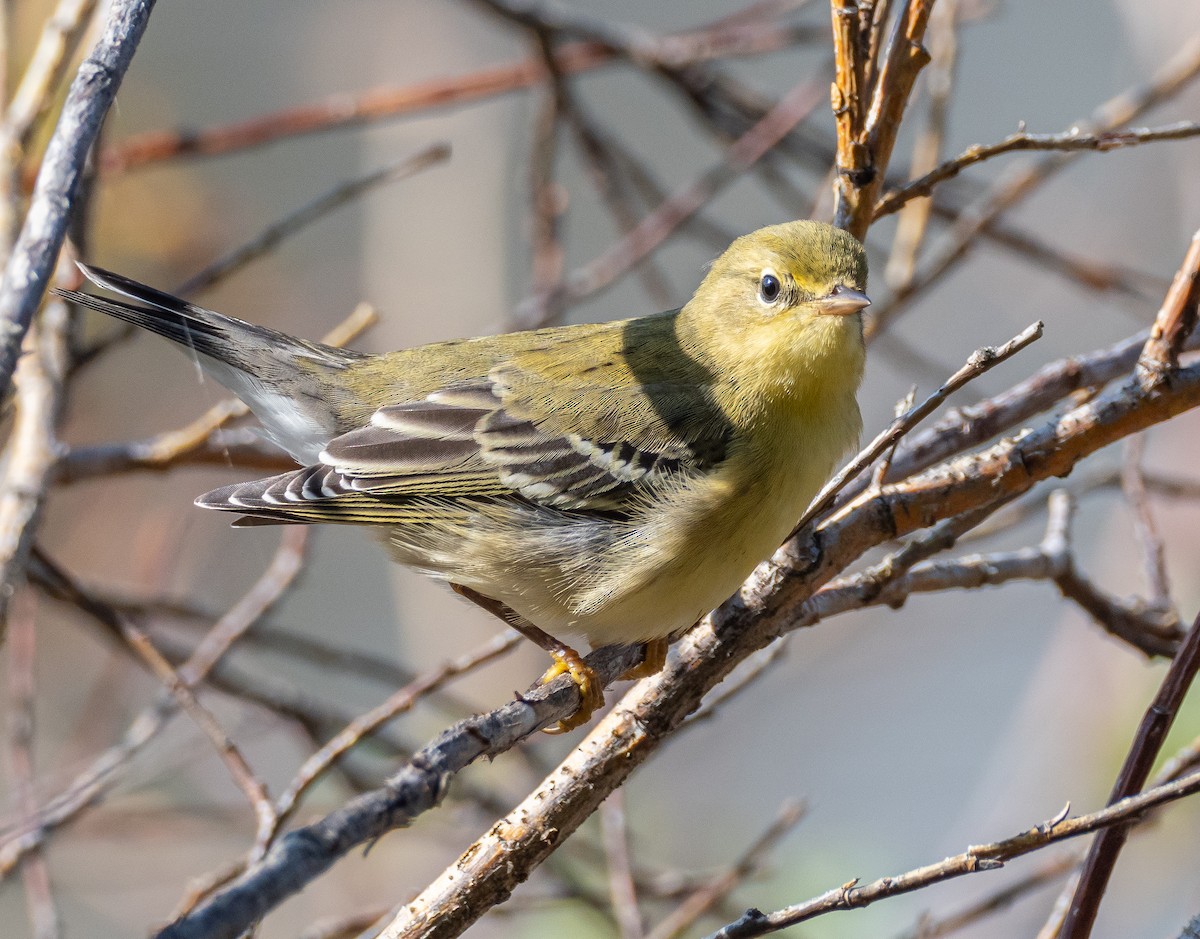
xmin=706 ymin=760 xmax=1200 ymax=937
xmin=796 ymin=319 xmax=1043 ymax=530
xmin=3 ymin=0 xmax=98 ymax=149
xmin=1060 ymin=606 xmax=1200 ymax=937
xmin=0 ymin=0 xmax=156 ymax=398
xmin=7 ymin=589 xmax=61 ymax=939
xmin=877 ymin=121 xmax=1200 ymax=217
xmin=1138 ymin=227 xmax=1200 ymax=383
xmin=602 ymin=790 xmax=644 ymax=939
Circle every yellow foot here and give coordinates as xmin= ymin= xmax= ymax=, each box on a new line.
xmin=538 ymin=650 xmax=604 ymax=734
xmin=618 ymin=637 xmax=669 ymax=681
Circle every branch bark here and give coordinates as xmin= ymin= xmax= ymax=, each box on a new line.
xmin=0 ymin=0 xmax=156 ymax=398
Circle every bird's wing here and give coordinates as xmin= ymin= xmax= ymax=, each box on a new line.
xmin=197 ymin=362 xmax=733 ymax=524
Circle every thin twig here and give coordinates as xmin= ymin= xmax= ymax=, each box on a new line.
xmin=877 ymin=121 xmax=1200 ymax=218
xmin=795 ymin=320 xmax=1043 ymax=531
xmin=524 ymin=30 xmax=568 ymax=321
xmin=0 ymin=290 xmax=72 ymax=642
xmin=707 ymin=759 xmax=1200 ymax=938
xmin=1121 ymin=435 xmax=1173 ymax=612
xmin=114 ymin=609 xmax=280 ymax=855
xmin=891 ymin=853 xmax=1078 ymax=939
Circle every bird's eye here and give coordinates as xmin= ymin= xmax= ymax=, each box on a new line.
xmin=758 ymin=272 xmax=782 ymax=304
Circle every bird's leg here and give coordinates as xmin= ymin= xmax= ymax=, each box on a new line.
xmin=451 ymin=583 xmax=603 ymax=733
xmin=618 ymin=637 xmax=669 ymax=681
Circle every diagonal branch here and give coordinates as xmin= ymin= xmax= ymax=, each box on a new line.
xmin=1059 ymin=604 xmax=1200 ymax=938
xmin=0 ymin=0 xmax=156 ymax=398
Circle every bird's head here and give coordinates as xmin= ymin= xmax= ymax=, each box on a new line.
xmin=681 ymin=220 xmax=870 ymax=391
xmin=703 ymin=219 xmax=868 ymax=318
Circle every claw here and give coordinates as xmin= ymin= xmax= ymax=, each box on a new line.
xmin=538 ymin=650 xmax=604 ymax=733
xmin=618 ymin=637 xmax=669 ymax=681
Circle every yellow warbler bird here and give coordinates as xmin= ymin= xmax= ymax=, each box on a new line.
xmin=57 ymin=220 xmax=868 ymax=731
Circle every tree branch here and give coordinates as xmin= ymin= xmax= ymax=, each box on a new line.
xmin=0 ymin=0 xmax=156 ymax=398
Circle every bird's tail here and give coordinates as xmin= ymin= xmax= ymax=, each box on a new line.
xmin=54 ymin=263 xmax=368 ymax=463
xmin=54 ymin=263 xmax=361 ymax=377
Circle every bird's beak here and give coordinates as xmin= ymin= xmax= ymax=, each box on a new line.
xmin=815 ymin=285 xmax=871 ymax=317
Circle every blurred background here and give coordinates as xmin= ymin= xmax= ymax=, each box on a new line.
xmin=3 ymin=0 xmax=1200 ymax=936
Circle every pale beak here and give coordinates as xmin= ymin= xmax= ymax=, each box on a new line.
xmin=816 ymin=285 xmax=871 ymax=316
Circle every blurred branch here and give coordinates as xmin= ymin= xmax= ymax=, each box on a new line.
xmin=175 ymin=142 xmax=451 ymax=295
xmin=98 ymin=13 xmax=818 ymax=174
xmin=513 ymin=78 xmax=826 ymax=327
xmin=645 ymin=800 xmax=806 ymax=939
xmin=0 ymin=0 xmax=98 ymax=253
xmin=601 ymin=790 xmax=644 ymax=939
xmin=1121 ymin=435 xmax=1173 ymax=613
xmin=0 ymin=530 xmax=307 ymax=878
xmin=885 ymin=0 xmax=960 ymax=288
xmin=69 ymin=136 xmax=422 ymax=371
xmin=3 ymin=0 xmax=98 ymax=150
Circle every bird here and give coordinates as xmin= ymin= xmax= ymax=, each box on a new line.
xmin=55 ymin=219 xmax=869 ymax=731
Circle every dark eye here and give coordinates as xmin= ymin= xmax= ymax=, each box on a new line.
xmin=759 ymin=273 xmax=781 ymax=304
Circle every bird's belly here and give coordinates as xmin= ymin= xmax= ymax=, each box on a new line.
xmin=565 ymin=455 xmax=832 ymax=645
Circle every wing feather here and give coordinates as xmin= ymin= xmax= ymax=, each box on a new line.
xmin=198 ymin=359 xmax=732 ymax=523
